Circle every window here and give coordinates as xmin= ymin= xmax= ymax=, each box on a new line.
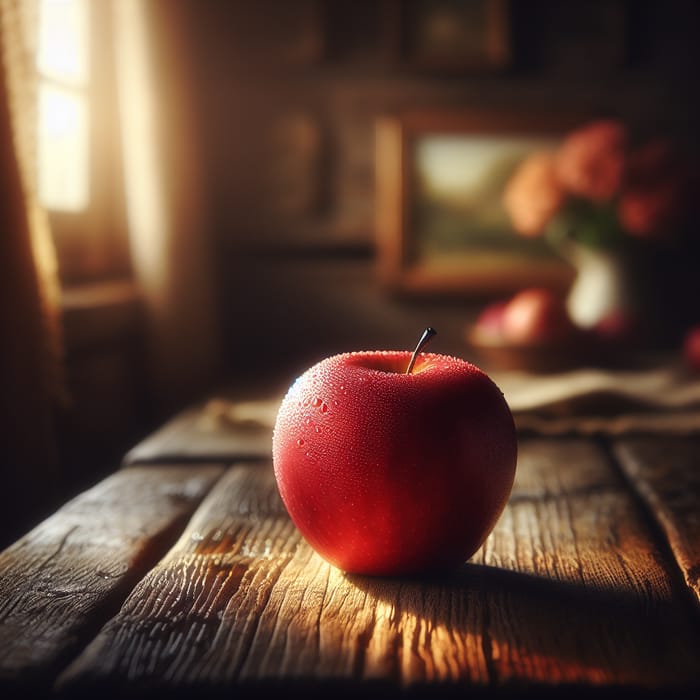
xmin=36 ymin=0 xmax=130 ymax=285
xmin=37 ymin=0 xmax=89 ymax=211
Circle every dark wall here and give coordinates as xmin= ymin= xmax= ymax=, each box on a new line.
xmin=177 ymin=0 xmax=700 ymax=386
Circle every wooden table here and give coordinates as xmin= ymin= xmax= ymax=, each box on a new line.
xmin=1 ymin=392 xmax=699 ymax=699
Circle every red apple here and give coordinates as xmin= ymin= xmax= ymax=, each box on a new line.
xmin=473 ymin=300 xmax=508 ymax=341
xmin=272 ymin=329 xmax=518 ymax=576
xmin=592 ymin=310 xmax=640 ymax=344
xmin=682 ymin=324 xmax=700 ymax=371
xmin=501 ymin=287 xmax=577 ymax=345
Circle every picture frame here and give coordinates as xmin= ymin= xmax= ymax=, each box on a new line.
xmin=230 ymin=0 xmax=325 ymax=68
xmin=542 ymin=1 xmax=628 ymax=76
xmin=396 ymin=0 xmax=510 ymax=72
xmin=375 ymin=110 xmax=580 ymax=297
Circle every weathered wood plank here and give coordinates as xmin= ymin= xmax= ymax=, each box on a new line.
xmin=123 ymin=397 xmax=279 ymax=464
xmin=612 ymin=436 xmax=700 ymax=607
xmin=0 ymin=464 xmax=224 ymax=691
xmin=58 ymin=442 xmax=700 ymax=696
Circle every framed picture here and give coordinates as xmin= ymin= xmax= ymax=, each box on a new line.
xmin=375 ymin=110 xmax=580 ymax=297
xmin=396 ymin=0 xmax=510 ymax=71
xmin=229 ymin=0 xmax=325 ymax=68
xmin=542 ymin=1 xmax=627 ymax=76
xmin=262 ymin=111 xmax=324 ymax=220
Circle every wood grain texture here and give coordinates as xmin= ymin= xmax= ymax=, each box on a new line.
xmin=0 ymin=464 xmax=224 ymax=691
xmin=58 ymin=441 xmax=700 ymax=697
xmin=123 ymin=398 xmax=279 ymax=465
xmin=612 ymin=436 xmax=700 ymax=607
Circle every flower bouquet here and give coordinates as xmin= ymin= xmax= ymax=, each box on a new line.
xmin=502 ymin=119 xmax=690 ymax=331
xmin=469 ymin=119 xmax=692 ymax=370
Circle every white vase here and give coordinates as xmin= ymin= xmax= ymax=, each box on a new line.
xmin=563 ymin=244 xmax=634 ymax=329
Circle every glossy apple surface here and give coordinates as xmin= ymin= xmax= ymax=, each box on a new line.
xmin=272 ymin=351 xmax=517 ymax=576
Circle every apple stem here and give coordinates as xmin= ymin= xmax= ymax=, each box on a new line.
xmin=406 ymin=327 xmax=437 ymax=375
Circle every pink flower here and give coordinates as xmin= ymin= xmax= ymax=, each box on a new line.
xmin=618 ymin=140 xmax=686 ymax=238
xmin=556 ymin=120 xmax=627 ymax=202
xmin=502 ymin=151 xmax=565 ymax=237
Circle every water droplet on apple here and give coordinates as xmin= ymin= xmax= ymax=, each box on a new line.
xmin=304 ymin=416 xmax=312 ymax=427
xmin=321 ymin=403 xmax=328 ymax=413
xmin=333 ymin=400 xmax=339 ymax=407
xmin=314 ymin=426 xmax=322 ymax=433
xmin=296 ymin=438 xmax=305 ymax=447
xmin=312 ymin=397 xmax=322 ymax=407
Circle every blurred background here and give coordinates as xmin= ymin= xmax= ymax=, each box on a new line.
xmin=1 ymin=0 xmax=700 ymax=544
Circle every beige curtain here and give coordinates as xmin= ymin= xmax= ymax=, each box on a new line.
xmin=0 ymin=0 xmax=65 ymax=543
xmin=0 ymin=0 xmax=222 ymax=545
xmin=112 ymin=0 xmax=222 ymax=419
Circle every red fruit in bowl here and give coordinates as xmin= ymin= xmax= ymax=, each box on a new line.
xmin=272 ymin=329 xmax=518 ymax=577
xmin=683 ymin=325 xmax=700 ymax=371
xmin=474 ymin=300 xmax=508 ymax=340
xmin=501 ymin=288 xmax=576 ymax=345
xmin=592 ymin=310 xmax=639 ymax=343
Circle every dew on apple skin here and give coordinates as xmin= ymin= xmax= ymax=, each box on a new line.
xmin=315 ymin=426 xmax=322 ymax=433
xmin=321 ymin=402 xmax=328 ymax=413
xmin=297 ymin=438 xmax=305 ymax=447
xmin=312 ymin=397 xmax=322 ymax=407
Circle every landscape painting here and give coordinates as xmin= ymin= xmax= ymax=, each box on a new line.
xmin=375 ymin=111 xmax=578 ymax=295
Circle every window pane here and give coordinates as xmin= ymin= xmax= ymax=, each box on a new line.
xmin=38 ymin=84 xmax=89 ymax=211
xmin=37 ymin=0 xmax=88 ymax=85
